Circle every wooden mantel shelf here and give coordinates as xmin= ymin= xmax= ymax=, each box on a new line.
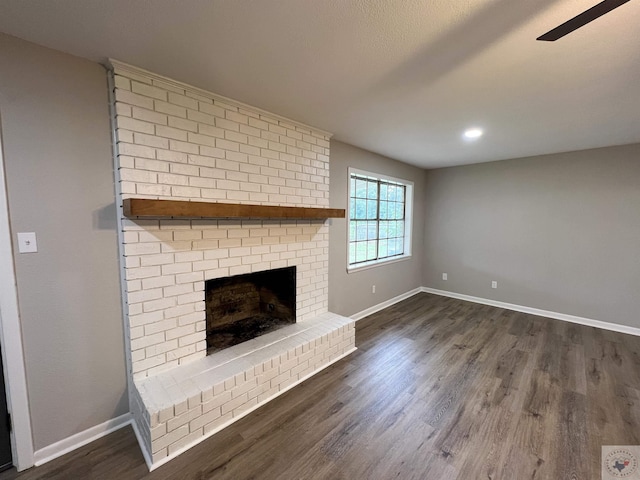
xmin=123 ymin=198 xmax=345 ymax=220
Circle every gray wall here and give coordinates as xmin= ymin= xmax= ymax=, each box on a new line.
xmin=0 ymin=34 xmax=127 ymax=450
xmin=329 ymin=140 xmax=425 ymax=317
xmin=423 ymin=144 xmax=640 ymax=327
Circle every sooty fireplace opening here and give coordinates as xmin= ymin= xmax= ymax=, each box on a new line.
xmin=205 ymin=266 xmax=296 ymax=354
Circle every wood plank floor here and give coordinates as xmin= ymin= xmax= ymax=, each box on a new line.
xmin=3 ymin=293 xmax=640 ymax=479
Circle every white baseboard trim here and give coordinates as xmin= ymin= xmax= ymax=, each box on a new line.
xmin=33 ymin=413 xmax=132 ymax=467
xmin=147 ymin=347 xmax=357 ymax=471
xmin=421 ymin=287 xmax=640 ymax=337
xmin=350 ymin=287 xmax=423 ymax=322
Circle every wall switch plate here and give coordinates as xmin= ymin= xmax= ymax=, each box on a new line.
xmin=491 ymin=281 xmax=498 ymax=289
xmin=372 ymin=285 xmax=376 ymax=293
xmin=17 ymin=232 xmax=38 ymax=253
xmin=442 ymin=273 xmax=448 ymax=280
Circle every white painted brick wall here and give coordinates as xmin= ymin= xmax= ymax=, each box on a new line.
xmin=111 ymin=63 xmax=332 ymax=380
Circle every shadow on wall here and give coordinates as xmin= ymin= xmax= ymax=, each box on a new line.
xmin=93 ymin=203 xmax=117 ymax=231
xmin=119 ymin=218 xmax=328 ymax=252
xmin=112 ymin=390 xmax=130 ymax=426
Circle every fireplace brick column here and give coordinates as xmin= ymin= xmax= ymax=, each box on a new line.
xmin=110 ymin=60 xmax=332 ymax=379
xmin=109 ymin=60 xmax=355 ymax=470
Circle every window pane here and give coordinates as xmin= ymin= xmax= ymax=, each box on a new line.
xmin=387 ymin=221 xmax=397 ymax=238
xmin=388 ymin=202 xmax=396 ymax=219
xmin=380 ymin=183 xmax=388 ymax=201
xmin=367 ymin=181 xmax=378 ymax=199
xmin=366 ymin=240 xmax=377 ymax=260
xmin=349 ymin=198 xmax=356 ymax=219
xmin=379 ymin=201 xmax=388 ymax=219
xmin=349 ymin=222 xmax=356 ymax=241
xmin=389 ymin=238 xmax=400 ymax=256
xmin=378 ymin=239 xmax=388 ymax=258
xmin=356 ymin=222 xmax=367 ymax=241
xmin=396 ymin=202 xmax=404 ymax=219
xmin=349 ymin=246 xmax=356 ymax=264
xmin=355 ymin=199 xmax=366 ymax=219
xmin=355 ymin=242 xmax=367 ymax=263
xmin=355 ymin=179 xmax=368 ymax=198
xmin=366 ymin=200 xmax=377 ymax=219
xmin=379 ymin=221 xmax=389 ymax=239
xmin=388 ymin=185 xmax=396 ymax=201
xmin=396 ymin=220 xmax=404 ymax=238
xmin=367 ymin=221 xmax=377 ymax=240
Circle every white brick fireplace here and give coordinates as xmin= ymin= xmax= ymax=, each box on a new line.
xmin=108 ymin=61 xmax=356 ymax=470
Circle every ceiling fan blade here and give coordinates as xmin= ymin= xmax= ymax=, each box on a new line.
xmin=537 ymin=0 xmax=631 ymax=41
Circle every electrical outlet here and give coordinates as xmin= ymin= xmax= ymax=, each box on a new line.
xmin=491 ymin=281 xmax=498 ymax=289
xmin=442 ymin=273 xmax=448 ymax=280
xmin=372 ymin=285 xmax=376 ymax=294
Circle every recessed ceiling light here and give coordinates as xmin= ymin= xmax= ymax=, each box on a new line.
xmin=463 ymin=128 xmax=483 ymax=140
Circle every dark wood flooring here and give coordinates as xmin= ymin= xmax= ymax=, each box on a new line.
xmin=3 ymin=293 xmax=640 ymax=479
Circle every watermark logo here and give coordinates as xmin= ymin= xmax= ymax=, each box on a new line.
xmin=602 ymin=446 xmax=640 ymax=479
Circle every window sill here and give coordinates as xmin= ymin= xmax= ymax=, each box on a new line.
xmin=347 ymin=254 xmax=412 ymax=274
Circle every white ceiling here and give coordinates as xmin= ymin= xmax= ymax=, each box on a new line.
xmin=1 ymin=0 xmax=639 ymax=168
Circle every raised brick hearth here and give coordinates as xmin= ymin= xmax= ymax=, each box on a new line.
xmin=132 ymin=313 xmax=354 ymax=466
xmin=109 ymin=61 xmax=356 ymax=469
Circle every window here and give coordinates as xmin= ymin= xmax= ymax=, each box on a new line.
xmin=348 ymin=168 xmax=413 ymax=270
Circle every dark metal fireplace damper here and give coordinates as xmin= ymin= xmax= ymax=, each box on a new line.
xmin=205 ymin=266 xmax=296 ymax=354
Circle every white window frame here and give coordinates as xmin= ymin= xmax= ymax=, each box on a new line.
xmin=347 ymin=167 xmax=413 ymax=273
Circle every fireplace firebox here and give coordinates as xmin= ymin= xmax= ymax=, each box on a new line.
xmin=205 ymin=267 xmax=296 ymax=354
